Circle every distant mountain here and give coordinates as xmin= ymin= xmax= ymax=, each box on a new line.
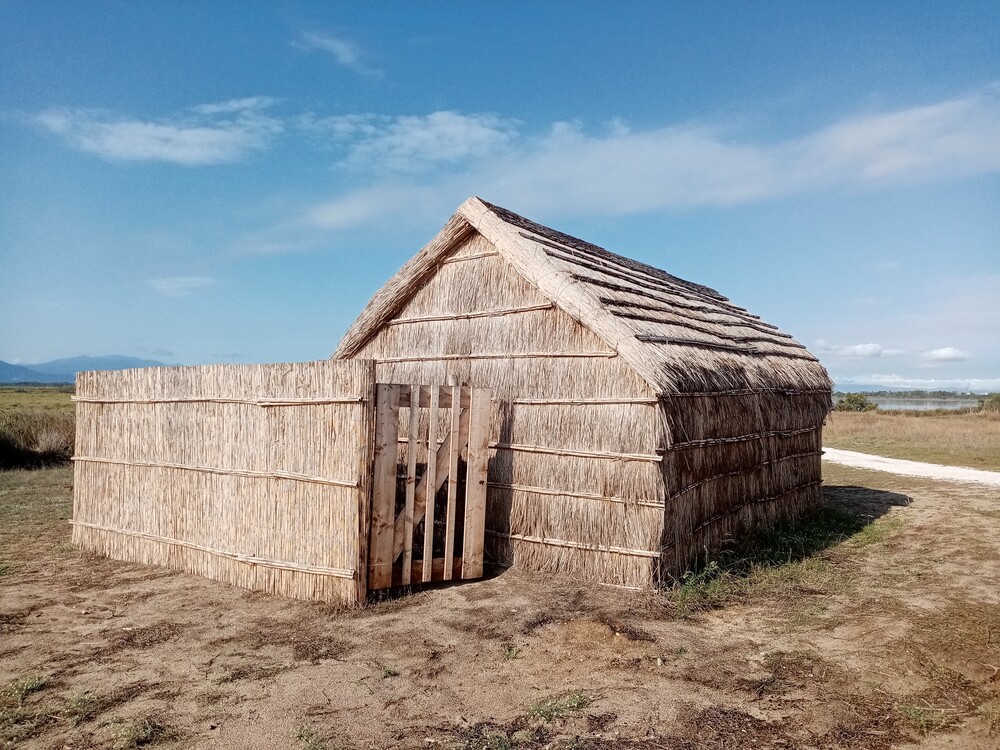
xmin=0 ymin=361 xmax=67 ymax=383
xmin=0 ymin=355 xmax=168 ymax=384
xmin=27 ymin=356 xmax=167 ymax=376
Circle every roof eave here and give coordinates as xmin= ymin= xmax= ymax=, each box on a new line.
xmin=332 ymin=212 xmax=476 ymax=359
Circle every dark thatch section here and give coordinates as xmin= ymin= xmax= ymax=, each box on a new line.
xmin=335 ymin=197 xmax=832 ymax=589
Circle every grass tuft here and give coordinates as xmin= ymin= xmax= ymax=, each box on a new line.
xmin=528 ymin=691 xmax=592 ymax=721
xmin=114 ymin=716 xmax=174 ymax=748
xmin=294 ymin=724 xmax=329 ymax=750
xmin=6 ymin=675 xmax=49 ymax=703
xmin=898 ymin=704 xmax=956 ymax=734
xmin=500 ymin=642 xmax=521 ymax=661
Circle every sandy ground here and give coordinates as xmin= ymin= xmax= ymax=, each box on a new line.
xmin=823 ymin=448 xmax=1000 ymax=486
xmin=2 ymin=463 xmax=999 ymax=749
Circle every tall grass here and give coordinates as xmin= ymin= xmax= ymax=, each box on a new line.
xmin=0 ymin=387 xmax=75 ymax=469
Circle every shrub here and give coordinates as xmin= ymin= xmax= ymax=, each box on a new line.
xmin=979 ymin=394 xmax=1000 ymax=413
xmin=834 ymin=393 xmax=877 ymax=412
xmin=0 ymin=409 xmax=75 ymax=469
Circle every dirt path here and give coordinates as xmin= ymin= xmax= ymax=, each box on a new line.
xmin=823 ymin=447 xmax=1000 ymax=487
xmin=4 ymin=465 xmax=1000 ymax=749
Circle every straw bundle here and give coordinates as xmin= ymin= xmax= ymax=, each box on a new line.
xmin=73 ymin=360 xmax=375 ymax=604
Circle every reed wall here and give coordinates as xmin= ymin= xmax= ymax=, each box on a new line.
xmin=659 ymin=391 xmax=829 ymax=578
xmin=72 ymin=360 xmax=375 ymax=604
xmin=349 ymin=234 xmax=666 ymax=589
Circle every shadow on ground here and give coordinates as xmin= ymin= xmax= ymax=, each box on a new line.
xmin=823 ymin=484 xmax=911 ymax=519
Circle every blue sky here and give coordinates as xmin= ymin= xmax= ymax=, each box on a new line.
xmin=1 ymin=1 xmax=998 ymax=391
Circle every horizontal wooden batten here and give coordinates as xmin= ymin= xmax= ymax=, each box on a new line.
xmin=667 ymin=450 xmax=823 ymax=502
xmin=71 ymin=396 xmax=367 ymax=406
xmin=519 ymin=230 xmax=741 ymax=312
xmin=487 ymin=529 xmax=660 ymax=559
xmin=667 ymin=425 xmax=819 ymax=451
xmin=600 ymin=297 xmax=789 ymax=338
xmin=634 ymin=335 xmax=819 ymax=362
xmin=440 ymin=250 xmax=500 ymax=264
xmin=490 ymin=442 xmax=662 ymax=463
xmin=510 ymin=397 xmax=659 ymax=406
xmin=71 ymin=521 xmax=356 ymax=579
xmin=683 ymin=480 xmax=823 ymax=540
xmin=392 ymin=557 xmax=463 ymax=586
xmin=385 ymin=303 xmax=554 ymax=326
xmin=659 ymin=387 xmax=831 ymax=398
xmin=574 ymin=273 xmax=782 ymax=335
xmin=394 ymin=384 xmax=471 ymax=409
xmin=635 ymin=335 xmax=749 ymax=354
xmin=375 ymin=351 xmax=618 ymax=364
xmin=487 ymin=481 xmax=665 ymax=509
xmin=72 ymin=455 xmax=360 ymax=489
xmin=613 ymin=310 xmax=805 ymax=350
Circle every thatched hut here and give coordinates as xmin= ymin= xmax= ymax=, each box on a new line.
xmin=335 ymin=197 xmax=832 ymax=590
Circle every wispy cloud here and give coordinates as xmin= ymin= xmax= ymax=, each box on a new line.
xmin=294 ymin=31 xmax=381 ymax=77
xmin=35 ymin=98 xmax=282 ymax=165
xmin=302 ymin=90 xmax=1000 ymax=229
xmin=148 ymin=276 xmax=216 ymax=297
xmin=923 ymin=347 xmax=970 ymax=363
xmin=815 ymin=341 xmax=907 ymax=359
xmin=301 ymin=111 xmax=519 ymax=172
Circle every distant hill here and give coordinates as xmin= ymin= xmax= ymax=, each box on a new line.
xmin=0 ymin=356 xmax=168 ymax=384
xmin=0 ymin=361 xmax=67 ymax=384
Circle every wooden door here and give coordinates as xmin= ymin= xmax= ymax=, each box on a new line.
xmin=367 ymin=384 xmax=491 ymax=590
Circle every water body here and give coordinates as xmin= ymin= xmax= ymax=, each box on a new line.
xmin=871 ymin=398 xmax=981 ymax=412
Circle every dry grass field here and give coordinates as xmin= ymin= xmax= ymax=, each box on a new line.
xmin=823 ymin=410 xmax=1000 ymax=471
xmin=2 ymin=461 xmax=998 ymax=749
xmin=0 ymin=387 xmax=75 ymax=470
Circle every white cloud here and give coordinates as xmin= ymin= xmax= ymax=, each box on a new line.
xmin=306 ymin=184 xmax=443 ymax=229
xmin=923 ymin=347 xmax=970 ymax=362
xmin=815 ymin=340 xmax=906 ymax=359
xmin=302 ymin=89 xmax=1000 ymax=228
xmin=148 ymin=276 xmax=216 ymax=297
xmin=294 ymin=31 xmax=380 ymax=77
xmin=302 ymin=111 xmax=520 ymax=172
xmin=34 ymin=99 xmax=282 ymax=165
xmin=191 ymin=97 xmax=279 ymax=115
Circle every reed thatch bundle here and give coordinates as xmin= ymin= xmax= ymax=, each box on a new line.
xmin=336 ymin=197 xmax=832 ymax=589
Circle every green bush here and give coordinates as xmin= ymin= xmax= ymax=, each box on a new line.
xmin=834 ymin=393 xmax=877 ymax=412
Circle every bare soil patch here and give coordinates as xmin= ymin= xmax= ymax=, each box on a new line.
xmin=1 ymin=464 xmax=998 ymax=749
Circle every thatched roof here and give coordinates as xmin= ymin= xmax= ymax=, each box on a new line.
xmin=335 ymin=197 xmax=832 ymax=397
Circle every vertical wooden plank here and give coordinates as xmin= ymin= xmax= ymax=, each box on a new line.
xmin=422 ymin=385 xmax=439 ymax=582
xmin=401 ymin=385 xmax=419 ymax=585
xmin=462 ymin=387 xmax=491 ymax=579
xmin=353 ymin=361 xmax=377 ymax=604
xmin=368 ymin=383 xmax=400 ymax=589
xmin=443 ymin=385 xmax=461 ymax=580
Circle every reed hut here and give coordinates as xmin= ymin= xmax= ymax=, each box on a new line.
xmin=335 ymin=197 xmax=832 ymax=590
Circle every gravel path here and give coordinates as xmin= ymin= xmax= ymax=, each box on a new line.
xmin=822 ymin=447 xmax=1000 ymax=487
